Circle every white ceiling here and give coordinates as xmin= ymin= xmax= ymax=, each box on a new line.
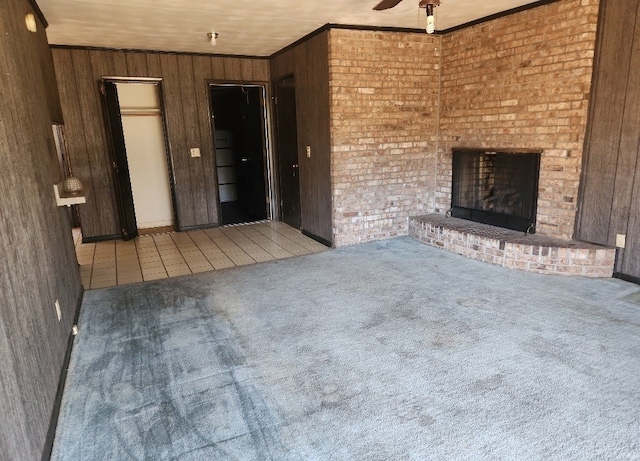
xmin=38 ymin=0 xmax=543 ymax=56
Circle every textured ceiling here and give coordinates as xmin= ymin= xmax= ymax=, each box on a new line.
xmin=38 ymin=0 xmax=543 ymax=56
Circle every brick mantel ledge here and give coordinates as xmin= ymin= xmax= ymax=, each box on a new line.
xmin=409 ymin=214 xmax=615 ymax=278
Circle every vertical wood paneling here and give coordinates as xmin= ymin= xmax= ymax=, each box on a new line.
xmin=178 ymin=55 xmax=208 ymax=225
xmin=72 ymin=50 xmax=120 ymax=235
xmin=146 ymin=52 xmax=162 ymax=77
xmin=126 ymin=51 xmax=148 ymax=77
xmin=609 ymin=8 xmax=640 ymax=239
xmin=294 ymin=43 xmax=314 ymax=233
xmin=616 ymin=3 xmax=640 ymax=278
xmin=621 ymin=140 xmax=640 ymax=276
xmin=307 ymin=34 xmax=332 ymax=241
xmin=224 ymin=57 xmax=242 ymax=80
xmin=0 ymin=1 xmax=83 ymax=458
xmin=160 ymin=53 xmax=195 ymax=227
xmin=53 ymin=49 xmax=102 ymax=237
xmin=270 ymin=31 xmax=332 ymax=243
xmin=88 ymin=50 xmax=120 ymax=233
xmin=193 ymin=55 xmax=220 ymax=222
xmin=212 ymin=57 xmax=226 ymax=79
xmin=578 ymin=0 xmax=640 ymax=279
xmin=35 ymin=16 xmax=63 ymax=123
xmin=240 ymin=59 xmax=254 ymax=80
xmin=52 ymin=48 xmax=267 ymax=238
xmin=577 ymin=0 xmax=638 ymax=244
xmin=252 ymin=59 xmax=270 ymax=82
xmin=112 ymin=50 xmax=128 ymax=76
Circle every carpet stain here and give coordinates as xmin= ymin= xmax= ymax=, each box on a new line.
xmin=52 ymin=237 xmax=640 ymax=460
xmin=623 ymin=290 xmax=640 ymax=305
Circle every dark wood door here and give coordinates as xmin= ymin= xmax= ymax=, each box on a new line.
xmin=274 ymin=76 xmax=301 ymax=229
xmin=101 ymin=81 xmax=138 ymax=240
xmin=576 ymin=0 xmax=640 ymax=281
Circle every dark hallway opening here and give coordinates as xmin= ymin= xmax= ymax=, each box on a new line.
xmin=210 ymin=85 xmax=269 ymax=225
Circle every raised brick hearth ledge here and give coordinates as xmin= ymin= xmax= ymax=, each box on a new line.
xmin=409 ymin=214 xmax=615 ymax=277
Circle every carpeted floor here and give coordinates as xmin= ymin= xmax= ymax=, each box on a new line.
xmin=52 ymin=237 xmax=640 ymax=460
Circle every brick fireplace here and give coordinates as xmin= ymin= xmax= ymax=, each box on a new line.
xmin=329 ymin=0 xmax=601 ymax=247
xmin=451 ymin=149 xmax=541 ymax=233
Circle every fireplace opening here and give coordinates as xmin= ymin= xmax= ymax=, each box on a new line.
xmin=451 ymin=149 xmax=541 ymax=233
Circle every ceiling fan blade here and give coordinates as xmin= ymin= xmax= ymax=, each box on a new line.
xmin=373 ymin=0 xmax=405 ymax=11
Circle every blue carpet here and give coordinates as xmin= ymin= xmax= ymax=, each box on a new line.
xmin=52 ymin=237 xmax=640 ymax=460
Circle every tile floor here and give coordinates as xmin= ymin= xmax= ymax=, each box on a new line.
xmin=74 ymin=221 xmax=329 ymax=290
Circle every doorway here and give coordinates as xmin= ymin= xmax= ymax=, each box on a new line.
xmin=274 ymin=75 xmax=302 ymax=229
xmin=102 ymin=79 xmax=176 ymax=240
xmin=210 ymin=84 xmax=269 ymax=225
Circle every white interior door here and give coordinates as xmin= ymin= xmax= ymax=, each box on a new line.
xmin=116 ymin=83 xmax=174 ymax=230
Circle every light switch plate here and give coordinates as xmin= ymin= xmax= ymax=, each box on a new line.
xmin=616 ymin=234 xmax=626 ymax=248
xmin=190 ymin=148 xmax=201 ymax=158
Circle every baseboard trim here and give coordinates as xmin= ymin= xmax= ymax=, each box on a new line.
xmin=302 ymin=230 xmax=332 ymax=248
xmin=81 ymin=233 xmax=120 ymax=244
xmin=614 ymin=272 xmax=640 ymax=286
xmin=41 ymin=289 xmax=84 ymax=461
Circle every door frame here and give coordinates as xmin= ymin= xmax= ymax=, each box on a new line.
xmin=101 ymin=77 xmax=180 ymax=236
xmin=207 ymin=80 xmax=276 ymax=224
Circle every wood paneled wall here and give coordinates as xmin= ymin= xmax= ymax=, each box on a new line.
xmin=35 ymin=18 xmax=63 ymax=123
xmin=270 ymin=32 xmax=333 ymax=244
xmin=577 ymin=0 xmax=640 ymax=279
xmin=52 ymin=47 xmax=270 ymax=239
xmin=0 ymin=1 xmax=83 ymax=459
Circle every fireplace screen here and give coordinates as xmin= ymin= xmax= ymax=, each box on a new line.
xmin=451 ymin=149 xmax=541 ymax=233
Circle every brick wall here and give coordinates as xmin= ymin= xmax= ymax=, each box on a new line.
xmin=328 ymin=29 xmax=441 ymax=246
xmin=327 ymin=0 xmax=600 ymax=246
xmin=438 ymin=0 xmax=600 ymax=240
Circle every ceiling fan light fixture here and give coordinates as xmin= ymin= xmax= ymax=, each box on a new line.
xmin=425 ymin=4 xmax=435 ymax=34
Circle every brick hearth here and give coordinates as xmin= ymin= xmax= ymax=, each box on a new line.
xmin=409 ymin=214 xmax=615 ymax=277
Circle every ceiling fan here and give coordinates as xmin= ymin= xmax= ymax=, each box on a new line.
xmin=373 ymin=0 xmax=442 ymax=34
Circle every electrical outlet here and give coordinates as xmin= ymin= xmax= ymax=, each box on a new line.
xmin=306 ymin=145 xmax=311 ymax=158
xmin=616 ymin=234 xmax=626 ymax=249
xmin=190 ymin=148 xmax=201 ymax=158
xmin=54 ymin=300 xmax=62 ymax=321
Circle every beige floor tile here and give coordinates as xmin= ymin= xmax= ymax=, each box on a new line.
xmin=136 ymin=244 xmax=157 ymax=250
xmin=90 ymin=275 xmax=117 ymax=284
xmin=210 ymin=260 xmax=236 ymax=270
xmin=142 ymin=269 xmax=168 ymax=278
xmin=252 ymin=254 xmax=276 ymax=263
xmin=75 ymin=222 xmax=327 ymax=289
xmin=118 ymin=276 xmax=143 ymax=285
xmin=138 ymin=257 xmax=161 ymax=264
xmin=190 ymin=266 xmax=214 ymax=274
xmin=166 ymin=269 xmax=191 ymax=277
xmin=92 ymin=268 xmax=116 ymax=276
xmin=90 ymin=280 xmax=117 ymax=289
xmin=143 ymin=272 xmax=168 ymax=281
xmin=188 ymin=260 xmax=214 ymax=268
xmin=139 ymin=253 xmax=162 ymax=260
